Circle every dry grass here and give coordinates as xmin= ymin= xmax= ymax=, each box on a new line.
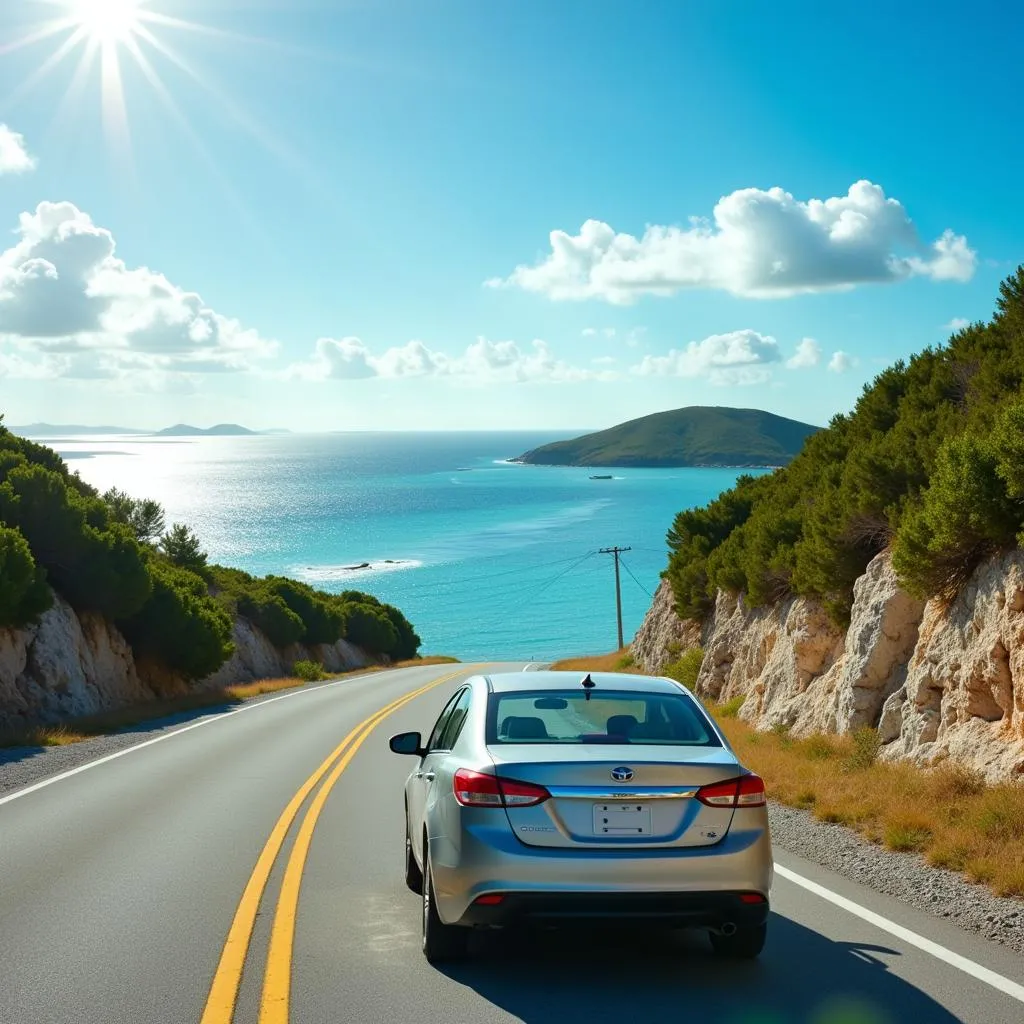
xmin=0 ymin=655 xmax=461 ymax=750
xmin=550 ymin=649 xmax=644 ymax=673
xmin=716 ymin=713 xmax=1024 ymax=899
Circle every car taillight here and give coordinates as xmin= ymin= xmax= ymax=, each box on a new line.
xmin=452 ymin=769 xmax=549 ymax=808
xmin=695 ymin=774 xmax=766 ymax=808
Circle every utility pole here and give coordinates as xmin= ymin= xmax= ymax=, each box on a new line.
xmin=599 ymin=546 xmax=632 ymax=650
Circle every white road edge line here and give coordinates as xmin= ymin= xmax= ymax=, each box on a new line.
xmin=774 ymin=863 xmax=1024 ymax=1005
xmin=0 ymin=666 xmax=447 ymax=810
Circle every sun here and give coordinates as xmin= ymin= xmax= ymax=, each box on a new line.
xmin=71 ymin=0 xmax=143 ymax=44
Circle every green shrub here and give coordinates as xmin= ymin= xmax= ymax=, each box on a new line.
xmin=118 ymin=561 xmax=234 ymax=679
xmin=342 ymin=603 xmax=399 ymax=656
xmin=662 ymin=647 xmax=703 ymax=689
xmin=0 ymin=525 xmax=52 ymax=626
xmin=293 ymin=659 xmax=326 ymax=682
xmin=265 ymin=577 xmax=345 ymax=645
xmin=0 ymin=463 xmax=151 ymax=619
xmin=717 ymin=695 xmax=746 ymax=719
xmin=843 ymin=727 xmax=881 ymax=772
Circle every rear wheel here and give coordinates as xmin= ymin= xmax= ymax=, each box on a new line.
xmin=404 ymin=817 xmax=423 ymax=894
xmin=421 ymin=848 xmax=468 ymax=963
xmin=708 ymin=922 xmax=767 ymax=959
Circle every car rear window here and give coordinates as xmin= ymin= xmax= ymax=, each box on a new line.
xmin=487 ymin=690 xmax=721 ymax=746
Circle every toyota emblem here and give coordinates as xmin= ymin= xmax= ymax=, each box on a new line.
xmin=610 ymin=766 xmax=634 ymax=782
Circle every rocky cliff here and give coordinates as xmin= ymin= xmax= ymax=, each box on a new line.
xmin=633 ymin=552 xmax=1024 ymax=782
xmin=0 ymin=594 xmax=370 ymax=734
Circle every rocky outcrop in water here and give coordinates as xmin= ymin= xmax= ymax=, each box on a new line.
xmin=0 ymin=595 xmax=370 ymax=733
xmin=632 ymin=552 xmax=1024 ymax=782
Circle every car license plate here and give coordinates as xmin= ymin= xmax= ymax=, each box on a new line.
xmin=593 ymin=802 xmax=652 ymax=836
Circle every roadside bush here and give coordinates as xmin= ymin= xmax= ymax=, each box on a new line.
xmin=118 ymin=561 xmax=234 ymax=679
xmin=717 ymin=695 xmax=746 ymax=719
xmin=293 ymin=659 xmax=326 ymax=682
xmin=0 ymin=525 xmax=52 ymax=626
xmin=662 ymin=647 xmax=703 ymax=689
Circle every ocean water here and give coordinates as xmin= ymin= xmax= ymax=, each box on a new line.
xmin=43 ymin=432 xmax=758 ymax=661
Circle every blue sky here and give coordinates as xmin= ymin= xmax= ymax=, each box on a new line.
xmin=0 ymin=0 xmax=1020 ymax=431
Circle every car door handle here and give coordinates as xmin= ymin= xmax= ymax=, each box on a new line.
xmin=422 ymin=772 xmax=436 ymax=782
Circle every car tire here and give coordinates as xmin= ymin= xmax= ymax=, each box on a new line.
xmin=421 ymin=848 xmax=468 ymax=964
xmin=405 ymin=820 xmax=423 ymax=894
xmin=708 ymin=922 xmax=767 ymax=959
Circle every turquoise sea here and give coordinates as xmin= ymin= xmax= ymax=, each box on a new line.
xmin=42 ymin=432 xmax=757 ymax=662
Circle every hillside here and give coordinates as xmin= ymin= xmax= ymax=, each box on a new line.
xmin=513 ymin=407 xmax=819 ymax=468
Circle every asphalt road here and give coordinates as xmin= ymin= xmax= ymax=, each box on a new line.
xmin=2 ymin=662 xmax=1024 ymax=1024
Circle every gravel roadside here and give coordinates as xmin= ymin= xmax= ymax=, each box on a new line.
xmin=769 ymin=802 xmax=1024 ymax=955
xmin=3 ymin=703 xmax=1022 ymax=957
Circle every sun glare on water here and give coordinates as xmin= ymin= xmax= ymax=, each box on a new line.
xmin=71 ymin=0 xmax=142 ymax=44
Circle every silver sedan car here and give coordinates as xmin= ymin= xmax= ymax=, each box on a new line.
xmin=389 ymin=670 xmax=773 ymax=963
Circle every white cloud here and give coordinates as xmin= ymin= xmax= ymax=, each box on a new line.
xmin=786 ymin=337 xmax=821 ymax=369
xmin=828 ymin=350 xmax=856 ymax=373
xmin=489 ymin=180 xmax=976 ymax=303
xmin=631 ymin=329 xmax=781 ymax=385
xmin=288 ymin=335 xmax=615 ymax=384
xmin=945 ymin=317 xmax=970 ymax=331
xmin=0 ymin=126 xmax=35 ymax=174
xmin=581 ymin=327 xmax=598 ymax=337
xmin=0 ymin=201 xmax=277 ymax=384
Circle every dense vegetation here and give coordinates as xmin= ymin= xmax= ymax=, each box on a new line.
xmin=0 ymin=422 xmax=421 ymax=679
xmin=665 ymin=268 xmax=1024 ymax=625
xmin=515 ymin=407 xmax=819 ymax=468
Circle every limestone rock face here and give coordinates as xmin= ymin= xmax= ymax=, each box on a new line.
xmin=0 ymin=595 xmax=373 ymax=733
xmin=630 ymin=551 xmax=1024 ymax=782
xmin=0 ymin=593 xmax=154 ymax=732
xmin=631 ymin=579 xmax=702 ymax=674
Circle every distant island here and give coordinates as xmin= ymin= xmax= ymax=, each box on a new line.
xmin=512 ymin=406 xmax=820 ymax=468
xmin=13 ymin=422 xmax=266 ymax=437
xmin=155 ymin=423 xmax=257 ymax=437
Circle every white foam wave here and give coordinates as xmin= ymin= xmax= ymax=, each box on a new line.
xmin=292 ymin=559 xmax=424 ymax=582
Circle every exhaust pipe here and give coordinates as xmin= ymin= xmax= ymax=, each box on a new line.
xmin=718 ymin=922 xmax=737 ymax=937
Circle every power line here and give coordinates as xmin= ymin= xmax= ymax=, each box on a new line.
xmin=618 ymin=556 xmax=653 ymax=597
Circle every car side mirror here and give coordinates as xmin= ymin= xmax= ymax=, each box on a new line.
xmin=389 ymin=731 xmax=424 ymax=756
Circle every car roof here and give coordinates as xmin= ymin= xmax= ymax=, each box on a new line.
xmin=483 ymin=671 xmax=685 ymax=695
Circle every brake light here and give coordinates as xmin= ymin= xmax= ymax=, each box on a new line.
xmin=453 ymin=769 xmax=549 ymax=808
xmin=739 ymin=893 xmax=766 ymax=904
xmin=696 ymin=774 xmax=766 ymax=808
xmin=473 ymin=894 xmax=506 ymax=906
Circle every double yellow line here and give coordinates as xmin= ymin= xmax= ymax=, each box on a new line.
xmin=200 ymin=667 xmax=470 ymax=1024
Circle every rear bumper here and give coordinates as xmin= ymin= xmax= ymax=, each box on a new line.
xmin=428 ymin=807 xmax=774 ymax=925
xmin=457 ymin=890 xmax=769 ymax=929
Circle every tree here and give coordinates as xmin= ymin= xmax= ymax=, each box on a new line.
xmin=160 ymin=524 xmax=208 ymax=573
xmin=103 ymin=488 xmax=166 ymax=543
xmin=0 ymin=526 xmax=52 ymax=626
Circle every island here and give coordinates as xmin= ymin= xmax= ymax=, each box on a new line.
xmin=154 ymin=423 xmax=258 ymax=437
xmin=512 ymin=406 xmax=819 ymax=468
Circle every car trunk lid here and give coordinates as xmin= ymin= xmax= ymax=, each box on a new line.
xmin=488 ymin=744 xmax=741 ymax=850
